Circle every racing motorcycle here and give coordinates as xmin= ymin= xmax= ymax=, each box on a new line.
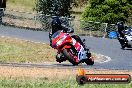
xmin=118 ymin=27 xmax=132 ymax=49
xmin=49 ymin=30 xmax=94 ymax=65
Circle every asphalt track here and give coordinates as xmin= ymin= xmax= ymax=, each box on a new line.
xmin=0 ymin=25 xmax=132 ymax=70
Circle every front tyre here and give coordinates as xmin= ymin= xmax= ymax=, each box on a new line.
xmin=56 ymin=53 xmax=66 ymax=63
xmin=62 ymin=49 xmax=78 ymax=66
xmin=56 ymin=54 xmax=62 ymax=63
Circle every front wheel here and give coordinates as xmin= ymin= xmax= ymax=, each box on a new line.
xmin=56 ymin=53 xmax=66 ymax=63
xmin=62 ymin=49 xmax=78 ymax=66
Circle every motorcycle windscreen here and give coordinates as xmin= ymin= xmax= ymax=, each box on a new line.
xmin=51 ymin=30 xmax=61 ymax=39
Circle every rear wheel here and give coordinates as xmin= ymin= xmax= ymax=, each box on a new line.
xmin=85 ymin=51 xmax=94 ymax=65
xmin=62 ymin=49 xmax=78 ymax=66
xmin=85 ymin=53 xmax=94 ymax=65
xmin=85 ymin=58 xmax=94 ymax=65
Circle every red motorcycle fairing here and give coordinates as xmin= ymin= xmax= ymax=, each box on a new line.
xmin=52 ymin=31 xmax=71 ymax=49
xmin=71 ymin=38 xmax=81 ymax=52
xmin=51 ymin=30 xmax=92 ymax=64
xmin=64 ymin=48 xmax=79 ymax=62
xmin=52 ymin=31 xmax=81 ymax=51
xmin=51 ymin=31 xmax=81 ymax=62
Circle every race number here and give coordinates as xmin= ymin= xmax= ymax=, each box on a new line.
xmin=78 ymin=46 xmax=87 ymax=61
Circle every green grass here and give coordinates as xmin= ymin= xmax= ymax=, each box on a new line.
xmin=0 ymin=77 xmax=131 ymax=88
xmin=0 ymin=37 xmax=56 ymax=63
xmin=0 ymin=37 xmax=103 ymax=63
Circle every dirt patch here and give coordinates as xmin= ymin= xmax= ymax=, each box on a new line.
xmin=0 ymin=66 xmax=131 ymax=81
xmin=0 ymin=66 xmax=75 ymax=81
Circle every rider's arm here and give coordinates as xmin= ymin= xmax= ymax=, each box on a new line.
xmin=61 ymin=25 xmax=74 ymax=33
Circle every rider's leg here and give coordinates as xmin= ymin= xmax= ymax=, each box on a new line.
xmin=71 ymin=35 xmax=85 ymax=47
xmin=118 ymin=37 xmax=126 ymax=49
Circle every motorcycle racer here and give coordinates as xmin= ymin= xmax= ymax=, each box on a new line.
xmin=117 ymin=21 xmax=131 ymax=49
xmin=50 ymin=16 xmax=85 ymax=48
xmin=48 ymin=16 xmax=94 ymax=65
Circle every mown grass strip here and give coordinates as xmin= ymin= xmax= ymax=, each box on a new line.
xmin=0 ymin=37 xmax=56 ymax=63
xmin=0 ymin=77 xmax=131 ymax=88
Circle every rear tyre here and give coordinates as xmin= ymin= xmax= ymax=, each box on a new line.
xmin=85 ymin=57 xmax=94 ymax=65
xmin=63 ymin=49 xmax=78 ymax=66
xmin=85 ymin=51 xmax=94 ymax=65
